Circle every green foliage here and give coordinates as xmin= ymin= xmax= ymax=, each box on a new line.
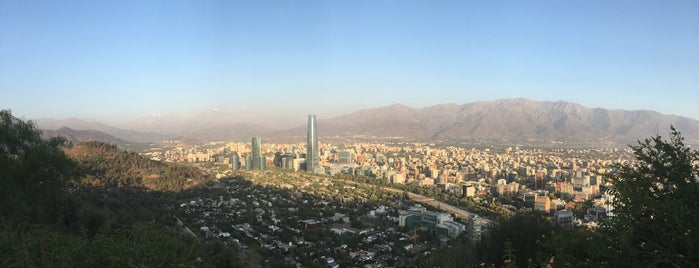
xmin=0 ymin=223 xmax=214 ymax=267
xmin=503 ymin=240 xmax=516 ymax=268
xmin=0 ymin=112 xmax=240 ymax=267
xmin=64 ymin=186 xmax=176 ymax=237
xmin=541 ymin=227 xmax=605 ymax=267
xmin=604 ymin=127 xmax=699 ymax=267
xmin=0 ymin=110 xmax=78 ymax=224
xmin=424 ymin=236 xmax=477 ymax=267
xmin=202 ymin=240 xmax=241 ymax=268
xmin=478 ymin=212 xmax=554 ymax=267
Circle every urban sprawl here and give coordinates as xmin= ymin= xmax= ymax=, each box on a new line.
xmin=140 ymin=115 xmax=632 ymax=267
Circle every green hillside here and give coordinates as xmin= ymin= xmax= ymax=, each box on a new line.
xmin=0 ymin=110 xmax=239 ymax=267
xmin=66 ymin=141 xmax=209 ymax=191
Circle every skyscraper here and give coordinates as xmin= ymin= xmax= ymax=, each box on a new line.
xmin=306 ymin=115 xmax=318 ymax=173
xmin=245 ymin=155 xmax=253 ymax=171
xmin=259 ymin=156 xmax=266 ymax=171
xmin=231 ymin=154 xmax=240 ymax=170
xmin=251 ymin=137 xmax=261 ymax=169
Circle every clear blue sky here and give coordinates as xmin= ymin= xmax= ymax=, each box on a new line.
xmin=1 ymin=0 xmax=698 ymax=123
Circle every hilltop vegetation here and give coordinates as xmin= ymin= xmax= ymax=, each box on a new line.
xmin=1 ymin=110 xmax=77 ymax=224
xmin=65 ymin=141 xmax=209 ymax=191
xmin=0 ymin=110 xmax=237 ymax=267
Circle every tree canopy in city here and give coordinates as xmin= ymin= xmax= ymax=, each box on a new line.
xmin=604 ymin=127 xmax=699 ymax=267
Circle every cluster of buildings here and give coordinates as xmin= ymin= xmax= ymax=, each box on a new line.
xmin=268 ymin=141 xmax=616 ymax=226
xmin=175 ymin=175 xmax=473 ymax=267
xmin=228 ymin=136 xmax=267 ymax=171
xmin=224 ymin=115 xmax=320 ymax=173
xmin=396 ymin=203 xmax=485 ymax=243
xmin=398 ymin=204 xmax=480 ymax=241
xmin=142 ymin=114 xmax=631 ymax=231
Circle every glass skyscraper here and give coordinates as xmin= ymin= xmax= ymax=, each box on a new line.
xmin=259 ymin=156 xmax=266 ymax=171
xmin=245 ymin=155 xmax=253 ymax=171
xmin=231 ymin=155 xmax=240 ymax=170
xmin=306 ymin=114 xmax=318 ymax=173
xmin=251 ymin=137 xmax=261 ymax=169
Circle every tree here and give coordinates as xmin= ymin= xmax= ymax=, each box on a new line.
xmin=604 ymin=127 xmax=699 ymax=267
xmin=477 ymin=211 xmax=554 ymax=267
xmin=533 ymin=216 xmax=613 ymax=268
xmin=0 ymin=110 xmax=241 ymax=267
xmin=0 ymin=110 xmax=77 ymax=224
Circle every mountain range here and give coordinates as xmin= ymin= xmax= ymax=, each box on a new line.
xmin=42 ymin=127 xmax=128 ymax=146
xmin=34 ymin=99 xmax=699 ymax=144
xmin=36 ymin=118 xmax=167 ymax=143
xmin=314 ymin=98 xmax=699 ymax=142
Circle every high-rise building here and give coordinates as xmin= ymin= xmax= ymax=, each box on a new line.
xmin=285 ymin=156 xmax=295 ymax=170
xmin=251 ymin=137 xmax=261 ymax=169
xmin=338 ymin=151 xmax=354 ymax=165
xmin=231 ymin=155 xmax=240 ymax=170
xmin=306 ymin=115 xmax=318 ymax=173
xmin=259 ymin=156 xmax=266 ymax=171
xmin=245 ymin=155 xmax=253 ymax=171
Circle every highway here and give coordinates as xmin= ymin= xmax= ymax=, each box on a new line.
xmin=333 ymin=177 xmax=494 ymax=226
xmin=381 ymin=186 xmax=494 ymax=226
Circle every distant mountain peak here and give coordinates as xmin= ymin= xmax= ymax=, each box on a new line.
xmin=387 ymin=103 xmax=412 ymax=108
xmin=374 ymin=103 xmax=415 ymax=112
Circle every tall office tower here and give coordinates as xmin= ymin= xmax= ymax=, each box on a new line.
xmin=245 ymin=155 xmax=253 ymax=171
xmin=231 ymin=155 xmax=240 ymax=170
xmin=259 ymin=156 xmax=267 ymax=171
xmin=285 ymin=156 xmax=294 ymax=170
xmin=306 ymin=114 xmax=319 ymax=172
xmin=251 ymin=137 xmax=261 ymax=169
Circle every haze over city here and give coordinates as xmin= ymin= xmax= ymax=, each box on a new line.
xmin=2 ymin=2 xmax=699 ymax=267
xmin=2 ymin=0 xmax=698 ymax=128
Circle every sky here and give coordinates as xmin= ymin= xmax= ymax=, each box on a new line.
xmin=1 ymin=0 xmax=698 ymax=127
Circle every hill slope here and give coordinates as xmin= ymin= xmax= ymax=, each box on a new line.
xmin=65 ymin=141 xmax=209 ymax=191
xmin=42 ymin=127 xmax=131 ymax=147
xmin=36 ymin=118 xmax=167 ymax=142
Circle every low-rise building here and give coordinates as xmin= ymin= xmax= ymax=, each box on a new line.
xmin=554 ymin=209 xmax=574 ymax=227
xmin=534 ymin=195 xmax=551 ymax=213
xmin=398 ymin=204 xmax=464 ymax=238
